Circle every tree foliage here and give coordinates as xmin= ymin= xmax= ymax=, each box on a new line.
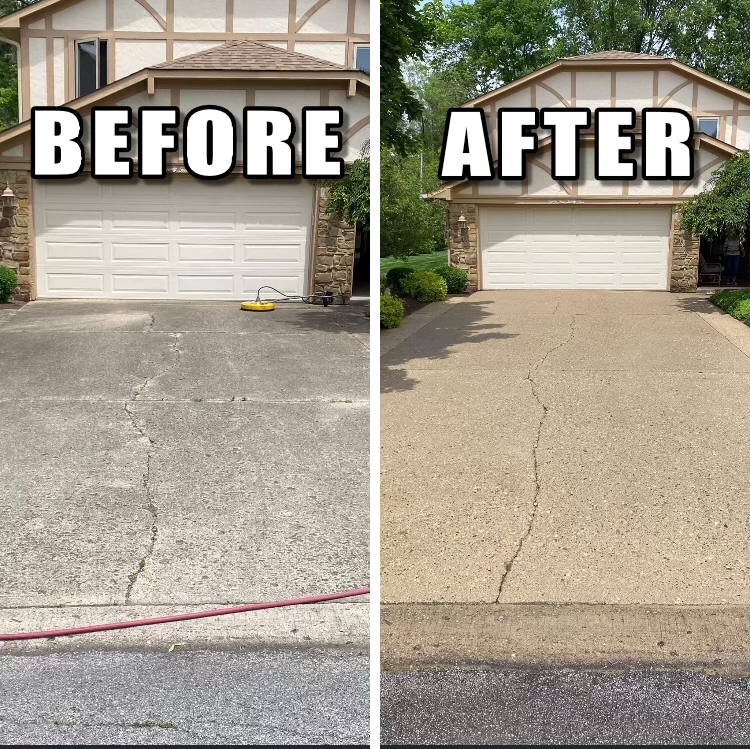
xmin=679 ymin=152 xmax=750 ymax=237
xmin=381 ymin=0 xmax=435 ymax=154
xmin=381 ymin=147 xmax=446 ymax=257
xmin=322 ymin=144 xmax=370 ymax=231
xmin=0 ymin=2 xmax=38 ymax=131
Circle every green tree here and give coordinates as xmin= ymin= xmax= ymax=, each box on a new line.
xmin=322 ymin=144 xmax=370 ymax=231
xmin=381 ymin=146 xmax=446 ymax=257
xmin=381 ymin=0 xmax=435 ymax=154
xmin=0 ymin=1 xmax=38 ymax=131
xmin=679 ymin=152 xmax=750 ymax=237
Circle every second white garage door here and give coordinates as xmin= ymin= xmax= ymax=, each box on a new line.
xmin=480 ymin=206 xmax=671 ymax=290
xmin=35 ymin=176 xmax=314 ymax=299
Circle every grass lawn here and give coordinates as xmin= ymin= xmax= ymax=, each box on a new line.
xmin=710 ymin=289 xmax=750 ymax=324
xmin=380 ymin=250 xmax=448 ymax=275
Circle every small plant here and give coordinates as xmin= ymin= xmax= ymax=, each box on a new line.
xmin=401 ymin=270 xmax=448 ymax=302
xmin=380 ymin=274 xmax=387 ymax=294
xmin=380 ymin=294 xmax=404 ymax=328
xmin=0 ymin=265 xmax=17 ymax=303
xmin=710 ymin=289 xmax=750 ymax=324
xmin=435 ymin=265 xmax=468 ymax=294
xmin=385 ymin=265 xmax=415 ymax=294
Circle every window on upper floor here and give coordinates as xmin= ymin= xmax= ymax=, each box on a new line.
xmin=697 ymin=117 xmax=719 ymax=139
xmin=76 ymin=39 xmax=108 ymax=98
xmin=354 ymin=45 xmax=370 ymax=74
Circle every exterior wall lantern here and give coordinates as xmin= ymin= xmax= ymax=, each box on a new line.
xmin=2 ymin=183 xmax=17 ymax=210
xmin=457 ymin=213 xmax=470 ymax=243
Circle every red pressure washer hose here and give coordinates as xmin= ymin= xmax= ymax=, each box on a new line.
xmin=0 ymin=587 xmax=370 ymax=641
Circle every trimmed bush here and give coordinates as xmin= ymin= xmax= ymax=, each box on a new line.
xmin=380 ymin=274 xmax=387 ymax=294
xmin=385 ymin=265 xmax=415 ymax=294
xmin=380 ymin=294 xmax=404 ymax=328
xmin=710 ymin=289 xmax=750 ymax=324
xmin=435 ymin=265 xmax=468 ymax=294
xmin=401 ymin=270 xmax=448 ymax=302
xmin=0 ymin=265 xmax=17 ymax=304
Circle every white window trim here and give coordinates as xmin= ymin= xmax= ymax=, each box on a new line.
xmin=75 ymin=37 xmax=100 ymax=98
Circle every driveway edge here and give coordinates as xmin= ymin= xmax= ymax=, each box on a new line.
xmin=381 ymin=603 xmax=750 ymax=676
xmin=380 ymin=295 xmax=469 ymax=356
xmin=0 ymin=602 xmax=369 ymax=654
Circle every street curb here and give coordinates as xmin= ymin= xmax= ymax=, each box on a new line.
xmin=381 ymin=603 xmax=750 ymax=676
xmin=380 ymin=295 xmax=469 ymax=357
xmin=0 ymin=602 xmax=369 ymax=654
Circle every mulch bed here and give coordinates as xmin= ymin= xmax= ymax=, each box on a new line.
xmin=400 ymin=297 xmax=430 ymax=318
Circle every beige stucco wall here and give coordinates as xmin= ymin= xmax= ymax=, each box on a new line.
xmin=19 ymin=0 xmax=370 ymax=116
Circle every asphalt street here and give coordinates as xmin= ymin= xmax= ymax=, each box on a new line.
xmin=0 ymin=648 xmax=368 ymax=745
xmin=381 ymin=667 xmax=750 ymax=745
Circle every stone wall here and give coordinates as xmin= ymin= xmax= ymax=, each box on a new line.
xmin=0 ymin=169 xmax=32 ymax=301
xmin=311 ymin=188 xmax=355 ymax=303
xmin=448 ymin=203 xmax=479 ymax=292
xmin=669 ymin=208 xmax=698 ymax=292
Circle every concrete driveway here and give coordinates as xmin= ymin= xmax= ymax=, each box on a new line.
xmin=381 ymin=290 xmax=750 ymax=666
xmin=0 ymin=300 xmax=369 ymax=649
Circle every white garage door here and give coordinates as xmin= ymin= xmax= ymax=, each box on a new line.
xmin=35 ymin=176 xmax=313 ymax=299
xmin=480 ymin=206 xmax=670 ymax=290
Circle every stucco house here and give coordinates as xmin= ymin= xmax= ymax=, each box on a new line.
xmin=0 ymin=0 xmax=370 ymax=301
xmin=431 ymin=51 xmax=749 ymax=292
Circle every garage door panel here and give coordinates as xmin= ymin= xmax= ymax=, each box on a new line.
xmin=45 ymin=273 xmax=105 ymax=294
xmin=36 ymin=176 xmax=313 ymax=299
xmin=112 ymin=274 xmax=170 ymax=293
xmin=45 ymin=241 xmax=104 ymax=261
xmin=112 ymin=212 xmax=170 ymax=231
xmin=480 ymin=206 xmax=669 ymax=290
xmin=112 ymin=243 xmax=170 ymax=262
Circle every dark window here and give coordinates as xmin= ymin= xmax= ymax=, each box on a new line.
xmin=76 ymin=39 xmax=98 ymax=97
xmin=354 ymin=45 xmax=370 ymax=75
xmin=99 ymin=40 xmax=108 ymax=88
xmin=697 ymin=117 xmax=719 ymax=138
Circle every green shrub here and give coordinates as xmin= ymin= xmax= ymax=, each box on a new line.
xmin=380 ymin=294 xmax=404 ymax=328
xmin=710 ymin=289 xmax=750 ymax=323
xmin=380 ymin=274 xmax=387 ymax=294
xmin=435 ymin=265 xmax=468 ymax=294
xmin=385 ymin=265 xmax=415 ymax=294
xmin=401 ymin=270 xmax=448 ymax=302
xmin=0 ymin=265 xmax=17 ymax=303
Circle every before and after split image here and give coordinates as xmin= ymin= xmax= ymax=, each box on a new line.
xmin=0 ymin=0 xmax=749 ymax=745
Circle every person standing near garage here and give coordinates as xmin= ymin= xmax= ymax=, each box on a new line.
xmin=723 ymin=231 xmax=744 ymax=286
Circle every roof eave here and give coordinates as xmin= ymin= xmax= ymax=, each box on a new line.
xmin=462 ymin=57 xmax=750 ymax=109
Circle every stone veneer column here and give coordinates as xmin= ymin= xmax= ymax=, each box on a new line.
xmin=668 ymin=207 xmax=698 ymax=292
xmin=311 ymin=187 xmax=355 ymax=303
xmin=448 ymin=203 xmax=479 ymax=292
xmin=0 ymin=169 xmax=32 ymax=301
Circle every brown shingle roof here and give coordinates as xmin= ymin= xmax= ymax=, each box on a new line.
xmin=154 ymin=39 xmax=351 ymax=72
xmin=564 ymin=50 xmax=665 ymax=60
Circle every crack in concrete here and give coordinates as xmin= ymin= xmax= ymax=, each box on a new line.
xmin=123 ymin=402 xmax=157 ymax=605
xmin=133 ymin=332 xmax=182 ymax=399
xmin=496 ymin=315 xmax=577 ymax=601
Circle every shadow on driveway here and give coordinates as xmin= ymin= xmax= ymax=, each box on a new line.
xmin=381 ymin=298 xmax=518 ymax=393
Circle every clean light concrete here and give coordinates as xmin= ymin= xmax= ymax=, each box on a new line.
xmin=0 ymin=300 xmax=369 ymax=648
xmin=381 ymin=291 xmax=750 ymax=608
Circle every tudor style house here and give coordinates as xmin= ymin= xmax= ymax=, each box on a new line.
xmin=0 ymin=0 xmax=370 ymax=301
xmin=432 ymin=51 xmax=748 ymax=293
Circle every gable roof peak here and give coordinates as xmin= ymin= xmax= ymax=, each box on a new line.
xmin=153 ymin=39 xmax=352 ymax=73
